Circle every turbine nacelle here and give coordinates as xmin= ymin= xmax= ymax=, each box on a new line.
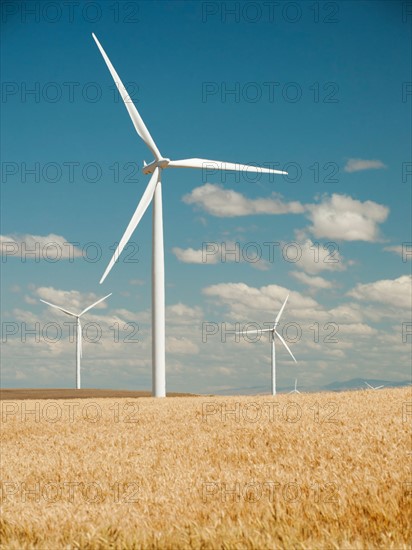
xmin=143 ymin=158 xmax=171 ymax=175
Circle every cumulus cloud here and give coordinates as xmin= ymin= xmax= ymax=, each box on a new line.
xmin=336 ymin=323 xmax=378 ymax=336
xmin=328 ymin=303 xmax=364 ymax=324
xmin=347 ymin=275 xmax=412 ymax=309
xmin=383 ymin=245 xmax=412 ymax=260
xmin=172 ymin=246 xmax=216 ymax=264
xmin=182 ymin=184 xmax=304 ymax=217
xmin=0 ymin=234 xmax=82 ymax=259
xmin=166 ymin=302 xmax=203 ymax=324
xmin=172 ymin=243 xmax=270 ymax=270
xmin=200 ymin=282 xmax=397 ymax=350
xmin=290 ymin=271 xmax=334 ymax=290
xmin=182 ymin=187 xmax=388 ymax=243
xmin=112 ymin=302 xmax=203 ymax=328
xmin=289 ymin=237 xmax=347 ymax=274
xmin=306 ymin=194 xmax=389 ymax=242
xmin=344 ymin=158 xmax=387 ymax=173
xmin=202 ymin=282 xmax=320 ymax=321
xmin=166 ymin=336 xmax=199 ymax=355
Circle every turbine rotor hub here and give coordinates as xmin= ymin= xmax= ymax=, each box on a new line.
xmin=142 ymin=158 xmax=170 ymax=175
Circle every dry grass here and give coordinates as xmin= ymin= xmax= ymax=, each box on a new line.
xmin=1 ymin=387 xmax=411 ymax=549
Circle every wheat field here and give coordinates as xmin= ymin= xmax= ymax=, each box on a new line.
xmin=1 ymin=387 xmax=411 ymax=549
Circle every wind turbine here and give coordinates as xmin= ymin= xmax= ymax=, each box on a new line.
xmin=289 ymin=378 xmax=301 ymax=394
xmin=365 ymin=381 xmax=384 ymax=390
xmin=237 ymin=294 xmax=297 ymax=396
xmin=40 ymin=293 xmax=112 ymax=389
xmin=92 ymin=34 xmax=288 ymax=398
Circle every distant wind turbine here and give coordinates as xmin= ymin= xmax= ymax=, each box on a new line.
xmin=237 ymin=294 xmax=297 ymax=396
xmin=289 ymin=378 xmax=301 ymax=394
xmin=40 ymin=294 xmax=112 ymax=389
xmin=92 ymin=33 xmax=287 ymax=398
xmin=365 ymin=381 xmax=384 ymax=390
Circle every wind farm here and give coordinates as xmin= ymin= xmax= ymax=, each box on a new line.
xmin=2 ymin=3 xmax=411 ymax=550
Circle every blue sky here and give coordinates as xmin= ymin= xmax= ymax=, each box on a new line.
xmin=1 ymin=1 xmax=411 ymax=393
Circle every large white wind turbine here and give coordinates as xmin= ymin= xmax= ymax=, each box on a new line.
xmin=237 ymin=294 xmax=297 ymax=396
xmin=40 ymin=293 xmax=111 ymax=389
xmin=92 ymin=34 xmax=288 ymax=398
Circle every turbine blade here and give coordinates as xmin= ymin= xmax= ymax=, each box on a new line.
xmin=168 ymin=158 xmax=287 ymax=175
xmin=92 ymin=33 xmax=161 ymax=160
xmin=100 ymin=168 xmax=159 ymax=284
xmin=365 ymin=382 xmax=373 ymax=389
xmin=235 ymin=328 xmax=272 ymax=336
xmin=376 ymin=385 xmax=384 ymax=389
xmin=40 ymin=299 xmax=76 ymax=317
xmin=79 ymin=293 xmax=112 ymax=316
xmin=274 ymin=330 xmax=297 ymax=363
xmin=275 ymin=294 xmax=289 ymax=326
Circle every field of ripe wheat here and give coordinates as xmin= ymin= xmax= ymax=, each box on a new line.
xmin=1 ymin=387 xmax=411 ymax=549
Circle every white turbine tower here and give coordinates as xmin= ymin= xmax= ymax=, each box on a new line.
xmin=289 ymin=378 xmax=301 ymax=394
xmin=92 ymin=34 xmax=288 ymax=398
xmin=237 ymin=294 xmax=297 ymax=396
xmin=40 ymin=293 xmax=112 ymax=389
xmin=365 ymin=381 xmax=384 ymax=390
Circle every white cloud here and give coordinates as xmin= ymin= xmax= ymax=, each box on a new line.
xmin=172 ymin=243 xmax=271 ymax=271
xmin=166 ymin=302 xmax=203 ymax=324
xmin=182 ymin=187 xmax=388 ymax=244
xmin=290 ymin=238 xmax=347 ymax=275
xmin=383 ymin=245 xmax=402 ymax=256
xmin=347 ymin=275 xmax=412 ymax=309
xmin=290 ymin=271 xmax=334 ymax=289
xmin=344 ymin=158 xmax=387 ymax=173
xmin=202 ymin=282 xmax=320 ymax=321
xmin=166 ymin=336 xmax=199 ymax=355
xmin=306 ymin=194 xmax=389 ymax=242
xmin=383 ymin=245 xmax=412 ymax=260
xmin=327 ymin=303 xmax=364 ymax=323
xmin=172 ymin=246 xmax=217 ymax=264
xmin=0 ymin=234 xmax=82 ymax=259
xmin=250 ymin=258 xmax=271 ymax=271
xmin=112 ymin=302 xmax=204 ymax=328
xmin=183 ymin=184 xmax=304 ymax=217
xmin=336 ymin=323 xmax=378 ymax=336
xmin=200 ymin=282 xmax=400 ymax=359
xmin=111 ymin=308 xmax=145 ymax=323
